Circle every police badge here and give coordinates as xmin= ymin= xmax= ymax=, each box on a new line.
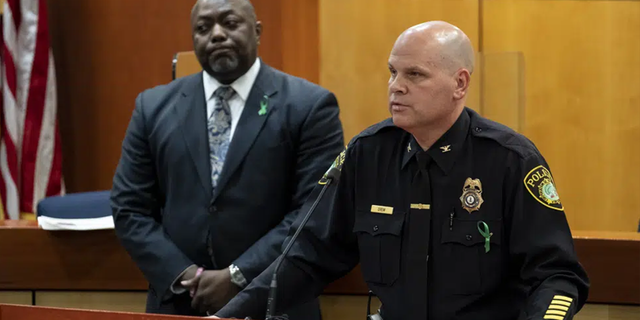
xmin=460 ymin=177 xmax=484 ymax=213
xmin=524 ymin=165 xmax=564 ymax=211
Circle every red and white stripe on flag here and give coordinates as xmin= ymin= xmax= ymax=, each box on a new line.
xmin=0 ymin=0 xmax=64 ymax=220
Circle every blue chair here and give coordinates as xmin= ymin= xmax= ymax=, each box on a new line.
xmin=36 ymin=191 xmax=114 ymax=230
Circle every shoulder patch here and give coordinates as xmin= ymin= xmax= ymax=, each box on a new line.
xmin=319 ymin=148 xmax=346 ymax=185
xmin=524 ymin=165 xmax=564 ymax=211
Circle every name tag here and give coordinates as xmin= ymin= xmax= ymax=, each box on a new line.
xmin=370 ymin=205 xmax=394 ymax=215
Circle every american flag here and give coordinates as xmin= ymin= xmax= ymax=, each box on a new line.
xmin=0 ymin=0 xmax=63 ymax=220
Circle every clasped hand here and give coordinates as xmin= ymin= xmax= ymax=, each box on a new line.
xmin=181 ymin=267 xmax=240 ymax=315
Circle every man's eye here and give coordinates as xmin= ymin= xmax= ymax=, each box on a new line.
xmin=225 ymin=20 xmax=239 ymax=28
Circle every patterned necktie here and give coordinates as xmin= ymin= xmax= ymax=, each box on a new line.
xmin=208 ymin=85 xmax=236 ymax=189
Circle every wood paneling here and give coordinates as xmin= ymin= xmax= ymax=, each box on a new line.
xmin=0 ymin=304 xmax=197 ymax=320
xmin=319 ymin=295 xmax=381 ymax=320
xmin=573 ymin=234 xmax=640 ymax=304
xmin=0 ymin=292 xmax=31 ymax=306
xmin=3 ymin=222 xmax=637 ymax=305
xmin=482 ymin=0 xmax=640 ymax=232
xmin=319 ymin=0 xmax=480 ymax=141
xmin=49 ymin=0 xmax=195 ymax=193
xmin=49 ymin=0 xmax=319 ymax=194
xmin=480 ymin=52 xmax=526 ymax=131
xmin=280 ymin=0 xmax=320 ymax=83
xmin=0 ymin=221 xmax=147 ymax=290
xmin=36 ymin=292 xmax=146 ymax=313
xmin=319 ymin=298 xmax=640 ymax=320
xmin=576 ymin=304 xmax=640 ymax=320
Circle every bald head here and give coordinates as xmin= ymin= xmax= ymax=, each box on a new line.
xmin=388 ymin=21 xmax=474 ymax=138
xmin=192 ymin=0 xmax=256 ymax=22
xmin=394 ymin=21 xmax=474 ymax=74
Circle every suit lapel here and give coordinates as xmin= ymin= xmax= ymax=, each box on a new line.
xmin=212 ymin=66 xmax=278 ymax=200
xmin=174 ymin=74 xmax=213 ymax=197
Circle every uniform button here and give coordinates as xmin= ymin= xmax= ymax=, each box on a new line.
xmin=373 ymin=225 xmax=379 ymax=232
xmin=466 ymin=234 xmax=473 ymax=241
xmin=209 ymin=205 xmax=217 ymax=214
xmin=474 ymin=127 xmax=482 ymax=133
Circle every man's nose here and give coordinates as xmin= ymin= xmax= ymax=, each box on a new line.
xmin=210 ymin=24 xmax=227 ymax=42
xmin=389 ymin=76 xmax=407 ymax=94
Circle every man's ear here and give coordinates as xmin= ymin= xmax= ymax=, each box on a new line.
xmin=255 ymin=21 xmax=263 ymax=45
xmin=453 ymin=68 xmax=471 ymax=100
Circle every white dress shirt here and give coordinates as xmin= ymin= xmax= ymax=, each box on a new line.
xmin=202 ymin=58 xmax=262 ymax=140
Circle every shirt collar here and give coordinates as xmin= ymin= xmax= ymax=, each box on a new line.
xmin=202 ymin=57 xmax=261 ymax=102
xmin=402 ymin=108 xmax=471 ymax=175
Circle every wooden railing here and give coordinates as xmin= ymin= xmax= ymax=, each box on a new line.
xmin=1 ymin=221 xmax=638 ymax=304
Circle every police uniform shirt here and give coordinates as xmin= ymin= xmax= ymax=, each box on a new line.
xmin=216 ymin=107 xmax=589 ymax=320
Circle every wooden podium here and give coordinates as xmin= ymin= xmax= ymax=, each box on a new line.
xmin=0 ymin=304 xmax=201 ymax=320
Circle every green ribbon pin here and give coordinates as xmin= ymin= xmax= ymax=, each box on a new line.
xmin=258 ymin=95 xmax=268 ymax=116
xmin=477 ymin=221 xmax=492 ymax=253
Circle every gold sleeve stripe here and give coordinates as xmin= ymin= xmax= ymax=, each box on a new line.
xmin=549 ymin=305 xmax=569 ymax=311
xmin=543 ymin=315 xmax=564 ymax=320
xmin=546 ymin=310 xmax=567 ymax=316
xmin=551 ymin=300 xmax=571 ymax=307
xmin=553 ymin=295 xmax=573 ymax=302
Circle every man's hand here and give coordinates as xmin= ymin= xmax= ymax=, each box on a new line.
xmin=182 ymin=267 xmax=241 ymax=314
xmin=181 ymin=265 xmax=200 ymax=282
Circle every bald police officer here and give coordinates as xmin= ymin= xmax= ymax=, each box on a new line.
xmin=214 ymin=21 xmax=589 ymax=320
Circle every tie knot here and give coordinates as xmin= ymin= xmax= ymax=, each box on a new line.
xmin=415 ymin=151 xmax=431 ymax=171
xmin=213 ymin=85 xmax=236 ymax=101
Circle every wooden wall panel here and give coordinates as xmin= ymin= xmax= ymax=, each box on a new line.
xmin=49 ymin=0 xmax=195 ymax=193
xmin=0 ymin=292 xmax=31 ymax=306
xmin=319 ymin=0 xmax=480 ymax=141
xmin=0 ymin=304 xmax=196 ymax=320
xmin=280 ymin=0 xmax=320 ymax=83
xmin=483 ymin=0 xmax=640 ymax=231
xmin=49 ymin=0 xmax=318 ymax=193
xmin=35 ymin=292 xmax=146 ymax=313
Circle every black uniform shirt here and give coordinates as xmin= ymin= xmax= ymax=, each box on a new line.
xmin=217 ymin=107 xmax=590 ymax=320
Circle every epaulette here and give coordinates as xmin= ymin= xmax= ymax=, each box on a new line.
xmin=467 ymin=108 xmax=539 ymax=159
xmin=346 ymin=118 xmax=397 ymax=148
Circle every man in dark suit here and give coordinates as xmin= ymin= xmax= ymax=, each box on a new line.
xmin=110 ymin=0 xmax=343 ymax=317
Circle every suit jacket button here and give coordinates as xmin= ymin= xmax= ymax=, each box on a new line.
xmin=209 ymin=205 xmax=217 ymax=214
xmin=373 ymin=225 xmax=379 ymax=232
xmin=466 ymin=234 xmax=473 ymax=241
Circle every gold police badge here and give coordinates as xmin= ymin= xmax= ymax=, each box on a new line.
xmin=524 ymin=165 xmax=564 ymax=211
xmin=460 ymin=177 xmax=484 ymax=213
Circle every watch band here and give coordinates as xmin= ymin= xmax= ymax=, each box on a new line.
xmin=229 ymin=264 xmax=248 ymax=288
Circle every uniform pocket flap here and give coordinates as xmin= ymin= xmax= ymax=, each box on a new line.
xmin=441 ymin=219 xmax=502 ymax=246
xmin=353 ymin=211 xmax=404 ymax=236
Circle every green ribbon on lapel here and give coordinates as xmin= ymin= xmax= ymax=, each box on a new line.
xmin=477 ymin=220 xmax=492 ymax=253
xmin=259 ymin=95 xmax=268 ymax=115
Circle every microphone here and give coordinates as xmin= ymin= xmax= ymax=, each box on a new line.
xmin=265 ymin=166 xmax=342 ymax=320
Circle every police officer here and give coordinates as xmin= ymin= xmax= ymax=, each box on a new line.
xmin=214 ymin=21 xmax=590 ymax=320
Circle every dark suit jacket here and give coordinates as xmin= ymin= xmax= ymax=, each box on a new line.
xmin=111 ymin=63 xmax=344 ymax=317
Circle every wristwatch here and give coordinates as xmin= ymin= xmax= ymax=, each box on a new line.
xmin=229 ymin=264 xmax=248 ymax=288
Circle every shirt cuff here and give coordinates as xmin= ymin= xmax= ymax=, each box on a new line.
xmin=229 ymin=264 xmax=248 ymax=288
xmin=171 ymin=264 xmax=197 ymax=294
